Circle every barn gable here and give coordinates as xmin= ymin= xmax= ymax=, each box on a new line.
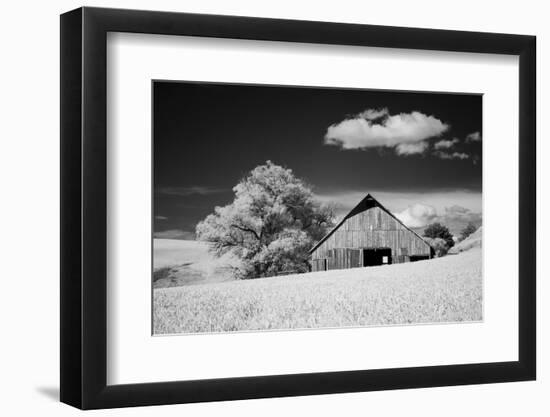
xmin=310 ymin=194 xmax=432 ymax=271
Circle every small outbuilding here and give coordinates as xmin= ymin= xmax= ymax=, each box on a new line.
xmin=310 ymin=193 xmax=433 ymax=272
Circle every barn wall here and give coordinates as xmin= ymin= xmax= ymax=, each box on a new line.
xmin=311 ymin=206 xmax=431 ymax=271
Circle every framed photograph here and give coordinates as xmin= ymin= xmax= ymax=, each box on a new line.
xmin=60 ymin=7 xmax=536 ymax=409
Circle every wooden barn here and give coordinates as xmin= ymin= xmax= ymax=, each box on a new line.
xmin=310 ymin=194 xmax=433 ymax=272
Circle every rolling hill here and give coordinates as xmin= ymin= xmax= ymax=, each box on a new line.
xmin=153 ymin=239 xmax=238 ymax=288
xmin=449 ymin=227 xmax=482 ymax=254
xmin=154 ymin=248 xmax=482 ymax=334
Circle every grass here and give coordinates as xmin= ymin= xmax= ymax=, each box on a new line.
xmin=153 ymin=239 xmax=238 ymax=288
xmin=153 ymin=266 xmax=172 ymax=282
xmin=153 ymin=247 xmax=482 ymax=334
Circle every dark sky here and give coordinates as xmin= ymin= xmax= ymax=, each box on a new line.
xmin=153 ymin=81 xmax=482 ymax=238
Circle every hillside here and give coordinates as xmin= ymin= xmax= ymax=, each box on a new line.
xmin=449 ymin=227 xmax=482 ymax=254
xmin=153 ymin=239 xmax=238 ymax=288
xmin=154 ymin=248 xmax=482 ymax=334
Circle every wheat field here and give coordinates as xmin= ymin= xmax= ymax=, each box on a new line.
xmin=153 ymin=248 xmax=482 ymax=334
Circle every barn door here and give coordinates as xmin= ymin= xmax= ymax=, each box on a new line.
xmin=343 ymin=248 xmax=361 ymax=268
xmin=363 ymin=248 xmax=392 ymax=266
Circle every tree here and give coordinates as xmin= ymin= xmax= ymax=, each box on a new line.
xmin=423 ymin=222 xmax=454 ymax=248
xmin=460 ymin=222 xmax=477 ymax=241
xmin=196 ymin=161 xmax=335 ymax=279
xmin=423 ymin=237 xmax=449 ymax=257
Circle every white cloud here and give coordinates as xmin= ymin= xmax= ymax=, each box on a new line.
xmin=434 ymin=151 xmax=470 ymax=160
xmin=395 ymin=204 xmax=438 ymax=228
xmin=153 ymin=229 xmax=196 ymax=240
xmin=432 ymin=131 xmax=481 ymax=160
xmin=316 ymin=190 xmax=482 ymax=236
xmin=315 ymin=189 xmax=482 ymax=218
xmin=395 ymin=141 xmax=429 ymax=155
xmin=158 ymin=186 xmax=228 ymax=196
xmin=324 ymin=109 xmax=448 ymax=153
xmin=357 ymin=108 xmax=389 ymax=120
xmin=438 ymin=205 xmax=482 ymax=236
xmin=465 ymin=131 xmax=481 ymax=142
xmin=442 ymin=205 xmax=482 ymax=223
xmin=396 ymin=204 xmax=482 ymax=236
xmin=434 ymin=138 xmax=459 ymax=150
xmin=155 ymin=215 xmax=168 ymax=220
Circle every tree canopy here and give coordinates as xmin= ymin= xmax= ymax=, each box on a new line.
xmin=423 ymin=237 xmax=449 ymax=257
xmin=196 ymin=161 xmax=335 ymax=279
xmin=423 ymin=222 xmax=455 ymax=248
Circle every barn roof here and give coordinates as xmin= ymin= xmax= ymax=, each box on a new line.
xmin=309 ymin=193 xmax=429 ymax=254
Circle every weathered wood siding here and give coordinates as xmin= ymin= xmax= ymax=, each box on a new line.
xmin=311 ymin=206 xmax=431 ymax=271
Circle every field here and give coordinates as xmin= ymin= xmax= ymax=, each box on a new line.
xmin=153 ymin=239 xmax=238 ymax=288
xmin=153 ymin=247 xmax=482 ymax=334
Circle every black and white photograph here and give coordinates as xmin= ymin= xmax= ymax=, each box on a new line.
xmin=152 ymin=81 xmax=483 ymax=335
xmin=51 ymin=2 xmax=542 ymax=411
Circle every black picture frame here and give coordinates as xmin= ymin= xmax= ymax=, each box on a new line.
xmin=60 ymin=6 xmax=536 ymax=410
